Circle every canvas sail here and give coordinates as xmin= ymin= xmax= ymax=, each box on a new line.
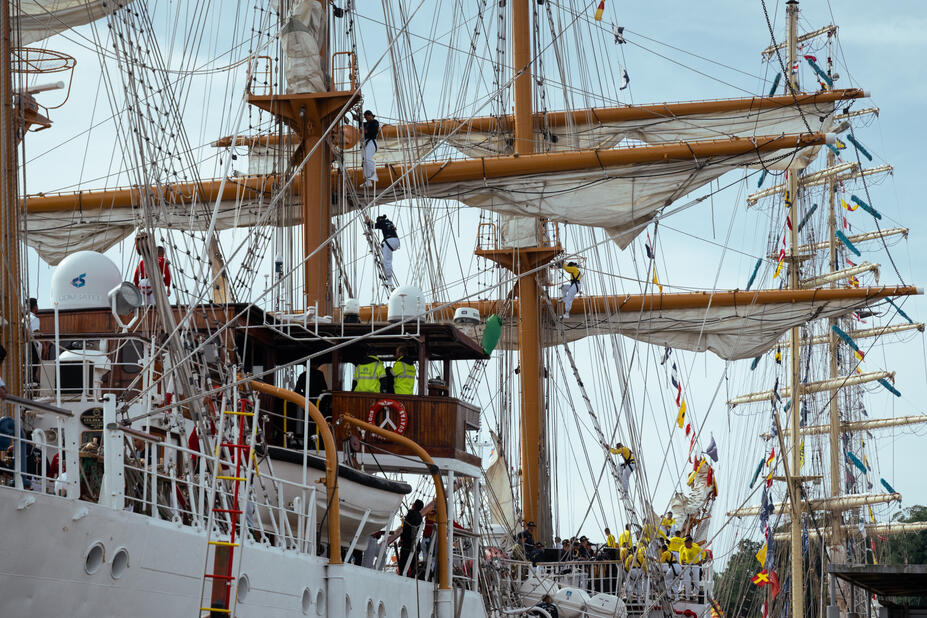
xmin=15 ymin=1 xmax=128 ymax=45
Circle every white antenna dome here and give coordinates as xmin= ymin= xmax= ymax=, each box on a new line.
xmin=453 ymin=307 xmax=480 ymax=325
xmin=387 ymin=286 xmax=426 ymax=323
xmin=51 ymin=251 xmax=123 ymax=310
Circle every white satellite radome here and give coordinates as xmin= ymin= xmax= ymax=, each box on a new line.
xmin=453 ymin=307 xmax=480 ymax=325
xmin=51 ymin=251 xmax=123 ymax=310
xmin=387 ymin=286 xmax=426 ymax=323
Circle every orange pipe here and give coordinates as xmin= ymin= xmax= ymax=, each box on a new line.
xmin=350 ymin=286 xmax=920 ymax=322
xmin=247 ymin=379 xmax=342 ymax=564
xmin=337 ymin=415 xmax=450 ymax=591
xmin=25 ymin=133 xmax=830 ymax=214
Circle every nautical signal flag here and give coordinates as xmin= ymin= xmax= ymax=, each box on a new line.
xmin=751 ymin=570 xmax=771 ymax=585
xmin=594 ymin=0 xmax=605 ymax=21
xmin=755 ymin=543 xmax=767 ymax=566
xmin=841 ymin=198 xmax=859 ymax=212
xmin=677 ymin=398 xmax=687 ymax=429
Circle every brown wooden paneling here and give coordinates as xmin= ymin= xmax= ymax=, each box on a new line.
xmin=332 ymin=392 xmax=479 ymax=466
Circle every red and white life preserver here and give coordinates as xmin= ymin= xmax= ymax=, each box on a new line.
xmin=366 ymin=399 xmax=408 ymax=436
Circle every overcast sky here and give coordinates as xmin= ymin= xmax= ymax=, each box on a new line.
xmin=19 ymin=0 xmax=927 ymax=559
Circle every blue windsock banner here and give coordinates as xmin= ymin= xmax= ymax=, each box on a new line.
xmin=877 ymin=378 xmax=901 ymax=397
xmin=880 ymin=478 xmax=897 ymax=494
xmin=805 ymin=58 xmax=833 ymax=87
xmin=846 ymin=451 xmax=868 ymax=473
xmin=797 ymin=203 xmax=818 ymax=232
xmin=850 ymin=195 xmax=882 ymax=220
xmin=835 ymin=230 xmax=861 ymax=256
xmin=768 ymin=73 xmax=781 ymax=97
xmin=746 ymin=258 xmax=762 ymax=290
xmin=758 ymin=169 xmax=768 ymax=188
xmin=885 ymin=297 xmax=913 ymax=324
xmin=845 ymin=133 xmax=873 ymax=161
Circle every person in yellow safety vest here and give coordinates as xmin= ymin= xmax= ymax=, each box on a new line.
xmin=353 ymin=348 xmax=386 ymax=393
xmin=667 ymin=531 xmax=685 ymax=563
xmin=559 ymin=260 xmax=582 ymax=319
xmin=623 ymin=544 xmax=646 ymax=601
xmin=609 ymin=442 xmax=636 ymax=494
xmin=391 ymin=346 xmax=417 ymax=395
xmin=660 ymin=539 xmax=681 ymax=601
xmin=679 ymin=535 xmax=703 ymax=601
xmin=661 ymin=511 xmax=675 ymax=534
xmin=604 ymin=527 xmax=616 ymax=548
xmin=618 ymin=523 xmax=633 ymax=549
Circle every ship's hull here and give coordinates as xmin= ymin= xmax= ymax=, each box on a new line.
xmin=0 ymin=485 xmax=486 ymax=617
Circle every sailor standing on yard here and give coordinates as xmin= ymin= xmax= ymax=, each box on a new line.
xmin=558 ymin=260 xmax=581 ymax=319
xmin=360 ymin=109 xmax=379 ymax=187
xmin=609 ymin=442 xmax=636 ymax=494
xmin=367 ymin=214 xmax=400 ymax=280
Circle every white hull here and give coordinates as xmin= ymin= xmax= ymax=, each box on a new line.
xmin=0 ymin=486 xmax=486 ymax=617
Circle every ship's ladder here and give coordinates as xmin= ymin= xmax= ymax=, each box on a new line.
xmin=542 ymin=297 xmax=676 ymax=617
xmin=361 ymin=216 xmax=398 ymax=292
xmin=459 ymin=359 xmax=489 ymax=402
xmin=198 ymin=395 xmax=259 ymax=616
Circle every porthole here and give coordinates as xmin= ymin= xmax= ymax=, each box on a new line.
xmin=301 ymin=587 xmax=312 ymax=614
xmin=315 ymin=589 xmax=326 ymax=616
xmin=111 ymin=547 xmax=129 ymax=579
xmin=378 ymin=601 xmax=387 ymax=618
xmin=367 ymin=598 xmax=376 ymax=618
xmin=345 ymin=593 xmax=352 ymax=614
xmin=237 ymin=574 xmax=250 ymax=603
xmin=84 ymin=542 xmax=104 ymax=575
xmin=400 ymin=607 xmax=409 ymax=618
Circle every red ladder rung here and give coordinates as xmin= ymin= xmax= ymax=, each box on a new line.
xmin=219 ymin=442 xmax=249 ymax=449
xmin=204 ymin=573 xmax=235 ymax=580
xmin=212 ymin=507 xmax=243 ymax=514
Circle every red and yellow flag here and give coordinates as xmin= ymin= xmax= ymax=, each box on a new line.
xmin=594 ymin=0 xmax=605 ymax=21
xmin=751 ymin=569 xmax=771 ymax=586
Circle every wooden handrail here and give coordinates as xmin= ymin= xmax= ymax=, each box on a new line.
xmin=247 ymin=378 xmax=342 ymax=564
xmin=337 ymin=414 xmax=450 ymax=591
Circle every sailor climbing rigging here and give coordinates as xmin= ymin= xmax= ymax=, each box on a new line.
xmin=609 ymin=441 xmax=636 ymax=494
xmin=558 ymin=260 xmax=581 ymax=319
xmin=360 ymin=109 xmax=379 ymax=188
xmin=368 ymin=214 xmax=400 ymax=280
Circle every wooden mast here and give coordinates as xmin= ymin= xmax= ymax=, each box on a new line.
xmin=785 ymin=3 xmax=804 ymax=617
xmin=509 ymin=0 xmax=551 ymax=537
xmin=246 ymin=0 xmax=354 ymax=315
xmin=0 ymin=0 xmax=23 ymax=395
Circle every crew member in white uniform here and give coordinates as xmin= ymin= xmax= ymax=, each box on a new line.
xmin=361 ymin=110 xmax=379 ymax=187
xmin=560 ymin=260 xmax=582 ymax=318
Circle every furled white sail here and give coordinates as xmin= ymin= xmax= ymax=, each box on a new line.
xmin=15 ymin=1 xmax=126 ymax=45
xmin=555 ymin=295 xmax=883 ymax=360
xmin=280 ymin=0 xmax=326 ymax=93
xmin=413 ymin=149 xmax=798 ymax=249
xmin=366 ymin=100 xmax=835 ymax=166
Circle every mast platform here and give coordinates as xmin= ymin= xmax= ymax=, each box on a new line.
xmin=247 ymin=91 xmax=357 ymax=135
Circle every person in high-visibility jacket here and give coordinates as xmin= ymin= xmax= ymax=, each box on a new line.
xmin=559 ymin=260 xmax=582 ymax=319
xmin=623 ymin=543 xmax=646 ymax=601
xmin=391 ymin=346 xmax=417 ymax=395
xmin=353 ymin=349 xmax=386 ymax=393
xmin=660 ymin=539 xmax=681 ymax=600
xmin=604 ymin=527 xmax=616 ymax=548
xmin=679 ymin=535 xmax=703 ymax=600
xmin=618 ymin=523 xmax=633 ymax=549
xmin=609 ymin=442 xmax=636 ymax=494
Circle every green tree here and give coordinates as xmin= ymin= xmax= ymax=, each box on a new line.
xmin=880 ymin=505 xmax=927 ymax=607
xmin=713 ymin=538 xmax=765 ymax=617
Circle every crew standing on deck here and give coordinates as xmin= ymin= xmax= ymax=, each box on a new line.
xmin=609 ymin=442 xmax=636 ymax=494
xmin=398 ymin=499 xmax=424 ymax=577
xmin=391 ymin=346 xmax=417 ymax=395
xmin=353 ymin=347 xmax=386 ymax=393
xmin=367 ymin=214 xmax=400 ymax=280
xmin=679 ymin=535 xmax=703 ymax=600
xmin=558 ymin=260 xmax=581 ymax=319
xmin=360 ymin=109 xmax=379 ymax=187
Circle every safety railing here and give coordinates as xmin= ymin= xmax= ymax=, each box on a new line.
xmin=501 ymin=555 xmax=714 ymax=605
xmin=331 ymin=51 xmax=357 ymax=91
xmin=247 ymin=55 xmax=274 ymax=96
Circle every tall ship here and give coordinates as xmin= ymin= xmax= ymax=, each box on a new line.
xmin=0 ymin=1 xmax=923 ymax=617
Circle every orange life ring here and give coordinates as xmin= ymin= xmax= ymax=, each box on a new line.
xmin=366 ymin=399 xmax=408 ymax=436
